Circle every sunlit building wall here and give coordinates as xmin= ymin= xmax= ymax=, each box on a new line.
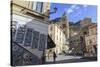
xmin=48 ymin=13 xmax=70 ymax=54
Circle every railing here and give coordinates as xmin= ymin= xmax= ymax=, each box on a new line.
xmin=11 ymin=41 xmax=42 ymax=66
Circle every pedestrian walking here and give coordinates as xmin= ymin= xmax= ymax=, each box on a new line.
xmin=53 ymin=51 xmax=57 ymax=62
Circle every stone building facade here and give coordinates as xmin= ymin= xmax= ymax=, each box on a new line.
xmin=70 ymin=35 xmax=85 ymax=55
xmin=11 ymin=0 xmax=50 ymax=66
xmin=69 ymin=18 xmax=97 ymax=57
xmin=85 ymin=24 xmax=97 ymax=56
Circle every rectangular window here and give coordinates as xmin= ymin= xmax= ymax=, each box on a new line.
xmin=60 ymin=32 xmax=61 ymax=35
xmin=57 ymin=36 xmax=58 ymax=40
xmin=32 ymin=2 xmax=37 ymax=11
xmin=60 ymin=37 xmax=61 ymax=41
xmin=32 ymin=2 xmax=43 ymax=13
xmin=50 ymin=26 xmax=52 ymax=31
xmin=36 ymin=2 xmax=43 ymax=13
xmin=15 ymin=26 xmax=26 ymax=43
xmin=32 ymin=31 xmax=39 ymax=49
xmin=39 ymin=34 xmax=46 ymax=51
xmin=24 ymin=28 xmax=33 ymax=46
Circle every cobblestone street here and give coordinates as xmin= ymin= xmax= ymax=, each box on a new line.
xmin=46 ymin=55 xmax=82 ymax=62
xmin=45 ymin=55 xmax=97 ymax=64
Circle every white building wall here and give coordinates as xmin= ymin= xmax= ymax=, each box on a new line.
xmin=53 ymin=25 xmax=67 ymax=54
xmin=48 ymin=23 xmax=69 ymax=54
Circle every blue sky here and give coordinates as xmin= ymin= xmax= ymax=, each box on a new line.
xmin=49 ymin=3 xmax=97 ymax=23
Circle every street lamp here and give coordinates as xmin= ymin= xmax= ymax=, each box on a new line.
xmin=49 ymin=7 xmax=57 ymax=14
xmin=53 ymin=7 xmax=57 ymax=13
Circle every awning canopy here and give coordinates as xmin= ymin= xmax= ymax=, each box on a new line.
xmin=47 ymin=35 xmax=56 ymax=49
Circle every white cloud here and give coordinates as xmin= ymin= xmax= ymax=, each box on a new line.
xmin=83 ymin=5 xmax=88 ymax=8
xmin=67 ymin=9 xmax=73 ymax=14
xmin=66 ymin=4 xmax=80 ymax=14
xmin=71 ymin=5 xmax=77 ymax=9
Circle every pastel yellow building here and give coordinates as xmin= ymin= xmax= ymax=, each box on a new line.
xmin=48 ymin=12 xmax=69 ymax=55
xmin=12 ymin=0 xmax=50 ymax=20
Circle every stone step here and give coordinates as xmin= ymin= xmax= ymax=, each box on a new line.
xmin=18 ymin=43 xmax=43 ymax=58
xmin=23 ymin=46 xmax=43 ymax=58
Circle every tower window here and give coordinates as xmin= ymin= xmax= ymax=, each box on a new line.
xmin=62 ymin=24 xmax=66 ymax=28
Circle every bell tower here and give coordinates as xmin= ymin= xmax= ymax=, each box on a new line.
xmin=60 ymin=11 xmax=69 ymax=39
